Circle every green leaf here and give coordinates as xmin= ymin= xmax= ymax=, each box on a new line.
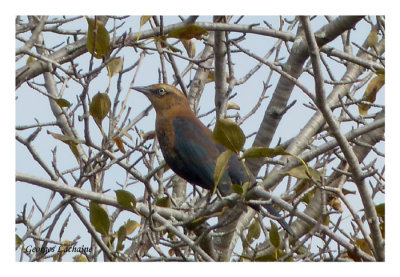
xmin=115 ymin=190 xmax=136 ymax=210
xmin=255 ymin=249 xmax=286 ymax=262
xmin=375 ymin=203 xmax=385 ymax=218
xmin=255 ymin=254 xmax=276 ymax=262
xmin=269 ymin=221 xmax=280 ymax=248
xmin=16 ymin=234 xmax=23 ymax=248
xmin=213 ymin=150 xmax=232 ymax=195
xmin=241 ymin=146 xmax=288 ymax=160
xmin=181 ymin=39 xmax=196 ymax=58
xmin=231 ymin=183 xmax=243 ymax=195
xmin=246 ymin=219 xmax=261 ymax=243
xmin=155 ymin=196 xmax=171 ymax=208
xmin=107 ymin=57 xmax=123 ymax=78
xmin=90 ymin=92 xmax=111 ymax=126
xmin=286 ymin=165 xmax=321 ymax=183
xmin=116 ymin=225 xmax=126 ymax=251
xmin=213 ymin=119 xmax=245 ymax=154
xmin=86 ymin=16 xmax=110 ymax=59
xmin=167 ymin=24 xmax=208 ymax=40
xmin=89 ymin=201 xmax=110 ymax=236
xmin=55 ymin=98 xmax=72 ymax=108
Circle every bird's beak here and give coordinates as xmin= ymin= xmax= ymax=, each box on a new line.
xmin=132 ymin=86 xmax=151 ymax=95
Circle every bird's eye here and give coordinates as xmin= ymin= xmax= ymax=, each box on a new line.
xmin=158 ymin=88 xmax=166 ymax=96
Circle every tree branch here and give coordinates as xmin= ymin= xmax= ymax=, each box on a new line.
xmin=300 ymin=16 xmax=384 ymax=261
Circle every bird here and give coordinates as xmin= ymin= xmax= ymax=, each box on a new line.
xmin=133 ymin=83 xmax=294 ymax=236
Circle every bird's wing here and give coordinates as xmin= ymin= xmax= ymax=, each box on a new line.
xmin=172 ymin=116 xmax=230 ymax=191
xmin=172 ymin=117 xmax=294 ymax=235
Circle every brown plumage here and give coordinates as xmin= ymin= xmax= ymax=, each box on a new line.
xmin=133 ymin=83 xmax=294 ymax=236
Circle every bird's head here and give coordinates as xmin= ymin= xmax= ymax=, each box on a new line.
xmin=132 ymin=84 xmax=189 ymax=113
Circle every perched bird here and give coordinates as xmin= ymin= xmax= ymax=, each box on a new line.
xmin=133 ymin=83 xmax=294 ymax=236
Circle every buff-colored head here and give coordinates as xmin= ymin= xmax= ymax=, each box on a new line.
xmin=132 ymin=84 xmax=188 ymax=113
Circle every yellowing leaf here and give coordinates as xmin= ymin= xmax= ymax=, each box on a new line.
xmin=213 ymin=150 xmax=232 ymax=195
xmin=53 ymin=240 xmax=72 ymax=261
xmin=113 ymin=136 xmax=126 ymax=154
xmin=26 ymin=55 xmax=35 ymax=65
xmin=269 ymin=221 xmax=280 ymax=249
xmin=115 ymin=190 xmax=136 ymax=210
xmin=181 ymin=39 xmax=196 ymax=58
xmin=107 ymin=57 xmax=123 ymax=78
xmin=355 ymin=239 xmax=372 ymax=255
xmin=153 ymin=37 xmax=183 ymax=54
xmin=205 ymin=71 xmax=229 ymax=83
xmin=227 ymin=102 xmax=240 ymax=110
xmin=367 ymin=29 xmax=378 ymax=48
xmin=213 ymin=119 xmax=245 ymax=154
xmin=86 ymin=16 xmax=110 ymax=59
xmin=168 ymin=24 xmax=208 ymax=40
xmin=322 ymin=214 xmax=330 ymax=226
xmin=140 ymin=16 xmax=152 ymax=26
xmin=73 ymin=254 xmax=88 ymax=262
xmin=358 ymin=73 xmax=385 ymax=115
xmin=89 ymin=201 xmax=110 ymax=236
xmin=113 ymin=220 xmax=141 ymax=251
xmin=206 ymin=71 xmax=215 ymax=83
xmin=124 ymin=220 xmax=141 ymax=235
xmin=329 ymin=198 xmax=343 ymax=213
xmin=47 ymin=130 xmax=81 ymax=161
xmin=47 ymin=131 xmax=80 ymax=145
xmin=136 ymin=16 xmax=152 ymax=41
xmin=90 ymin=92 xmax=111 ymax=126
xmin=55 ymin=98 xmax=72 ymax=108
